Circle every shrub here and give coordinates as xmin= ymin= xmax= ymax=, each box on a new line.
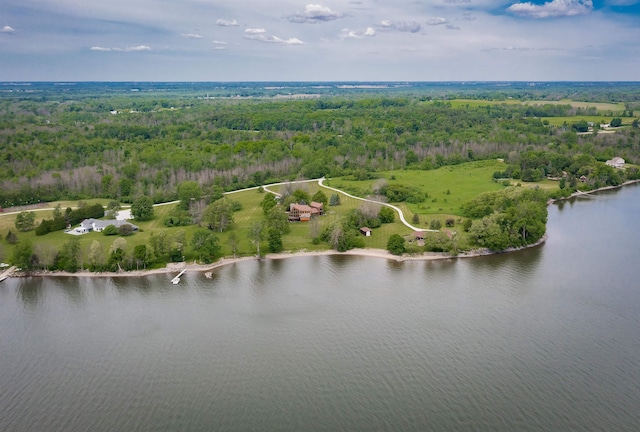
xmin=387 ymin=234 xmax=406 ymax=255
xmin=102 ymin=225 xmax=118 ymax=236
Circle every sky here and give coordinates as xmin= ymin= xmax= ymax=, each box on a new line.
xmin=1 ymin=0 xmax=639 ymax=81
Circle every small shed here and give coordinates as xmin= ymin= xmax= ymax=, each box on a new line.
xmin=360 ymin=227 xmax=372 ymax=237
xmin=413 ymin=231 xmax=426 ymax=241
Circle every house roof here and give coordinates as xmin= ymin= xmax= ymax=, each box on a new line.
xmin=310 ymin=201 xmax=323 ymax=209
xmin=291 ymin=204 xmax=312 ymax=212
xmin=81 ymin=218 xmax=139 ymax=230
xmin=413 ymin=231 xmax=426 ymax=239
xmin=360 ymin=227 xmax=371 ymax=232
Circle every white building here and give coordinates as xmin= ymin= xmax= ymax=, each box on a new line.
xmin=605 ymin=157 xmax=625 ymax=169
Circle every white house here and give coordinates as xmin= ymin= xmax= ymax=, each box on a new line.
xmin=74 ymin=218 xmax=138 ymax=234
xmin=606 ymin=157 xmax=625 ymax=169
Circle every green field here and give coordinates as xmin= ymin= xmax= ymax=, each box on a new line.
xmin=434 ymin=99 xmax=522 ymax=108
xmin=326 ymin=160 xmax=511 ymax=217
xmin=0 ymin=159 xmax=568 ymax=266
xmin=540 ymin=116 xmax=635 ymax=126
xmin=523 ymin=99 xmax=625 ymax=112
xmin=0 ymin=180 xmax=413 ymax=264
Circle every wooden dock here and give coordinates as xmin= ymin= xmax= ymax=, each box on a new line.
xmin=0 ymin=266 xmax=17 ymax=282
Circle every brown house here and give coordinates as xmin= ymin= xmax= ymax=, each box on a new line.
xmin=310 ymin=201 xmax=324 ymax=215
xmin=289 ymin=203 xmax=313 ymax=222
xmin=360 ymin=227 xmax=372 ymax=237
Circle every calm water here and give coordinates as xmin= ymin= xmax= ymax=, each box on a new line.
xmin=2 ymin=185 xmax=640 ymax=432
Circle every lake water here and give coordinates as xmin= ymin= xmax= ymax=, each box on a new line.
xmin=2 ymin=185 xmax=640 ymax=432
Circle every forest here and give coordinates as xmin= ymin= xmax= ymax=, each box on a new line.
xmin=1 ymin=82 xmax=639 ymax=208
xmin=1 ymin=82 xmax=640 ymax=271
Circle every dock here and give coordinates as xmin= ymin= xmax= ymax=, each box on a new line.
xmin=171 ymin=268 xmax=187 ymax=285
xmin=0 ymin=266 xmax=17 ymax=282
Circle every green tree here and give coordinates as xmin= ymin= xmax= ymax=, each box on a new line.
xmin=311 ymin=190 xmax=328 ymax=206
xmin=429 ymin=219 xmax=442 ymax=230
xmin=610 ymin=117 xmax=622 ymax=127
xmin=171 ymin=229 xmax=187 ymax=260
xmin=131 ymin=195 xmax=154 ymax=221
xmin=12 ymin=240 xmax=34 ymax=270
xmin=149 ymin=231 xmax=169 ymax=262
xmin=133 ymin=244 xmax=151 ymax=270
xmin=228 ymin=231 xmax=239 ymax=258
xmin=87 ymin=240 xmax=105 ymax=271
xmin=191 ymin=229 xmax=220 ymax=263
xmin=267 ymin=227 xmax=283 ymax=253
xmin=387 ymin=234 xmax=406 ymax=255
xmin=15 ymin=211 xmax=36 ymax=232
xmin=261 ymin=193 xmax=278 ymax=215
xmin=379 ymin=206 xmax=395 ymax=223
xmin=52 ymin=204 xmax=62 ymax=220
xmin=5 ymin=230 xmax=18 ymax=245
xmin=178 ymin=181 xmax=202 ymax=210
xmin=118 ymin=224 xmax=134 ymax=236
xmin=248 ymin=221 xmax=265 ymax=257
xmin=103 ymin=225 xmax=118 ymax=236
xmin=202 ymin=198 xmax=234 ymax=232
xmin=58 ymin=237 xmax=81 ymax=272
xmin=265 ymin=205 xmax=290 ymax=234
xmin=412 ymin=213 xmax=419 ymax=225
xmin=329 ymin=193 xmax=341 ymax=206
xmin=108 ymin=237 xmax=128 ymax=271
xmin=469 ymin=214 xmax=511 ymax=251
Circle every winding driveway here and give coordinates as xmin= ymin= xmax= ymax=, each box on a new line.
xmin=1 ymin=178 xmax=433 ymax=233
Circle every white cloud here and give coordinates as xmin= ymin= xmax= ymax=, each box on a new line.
xmin=507 ymin=0 xmax=593 ymax=18
xmin=380 ymin=20 xmax=421 ymax=33
xmin=213 ymin=40 xmax=227 ymax=50
xmin=427 ymin=17 xmax=449 ymax=26
xmin=446 ymin=24 xmax=461 ymax=30
xmin=244 ymin=29 xmax=304 ymax=45
xmin=340 ymin=27 xmax=376 ymax=39
xmin=1 ymin=25 xmax=16 ymax=34
xmin=216 ymin=19 xmax=239 ymax=27
xmin=181 ymin=33 xmax=202 ymax=39
xmin=288 ymin=4 xmax=343 ymax=23
xmin=90 ymin=45 xmax=151 ymax=52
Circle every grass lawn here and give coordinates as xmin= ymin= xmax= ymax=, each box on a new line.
xmin=325 ymin=159 xmax=513 ymax=218
xmin=540 ymin=116 xmax=635 ymax=127
xmin=0 ymin=160 xmax=563 ymax=267
xmin=429 ymin=99 xmax=522 ymax=108
xmin=523 ymin=99 xmax=625 ymax=112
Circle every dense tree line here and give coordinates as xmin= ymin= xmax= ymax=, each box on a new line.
xmin=1 ymin=87 xmax=639 ymax=208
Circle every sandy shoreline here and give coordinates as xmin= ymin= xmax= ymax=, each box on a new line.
xmin=13 ymin=239 xmax=547 ymax=279
xmin=8 ymin=179 xmax=637 ymax=280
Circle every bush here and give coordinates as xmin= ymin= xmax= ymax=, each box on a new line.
xmin=387 ymin=234 xmax=406 ymax=255
xmin=429 ymin=219 xmax=442 ymax=230
xmin=379 ymin=206 xmax=395 ymax=223
xmin=102 ymin=225 xmax=118 ymax=236
xmin=118 ymin=224 xmax=134 ymax=236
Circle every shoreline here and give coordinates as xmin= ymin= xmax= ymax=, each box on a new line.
xmin=11 ymin=238 xmax=547 ymax=279
xmin=6 ymin=179 xmax=636 ymax=280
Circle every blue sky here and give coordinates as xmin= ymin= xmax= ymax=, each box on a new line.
xmin=1 ymin=0 xmax=639 ymax=81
